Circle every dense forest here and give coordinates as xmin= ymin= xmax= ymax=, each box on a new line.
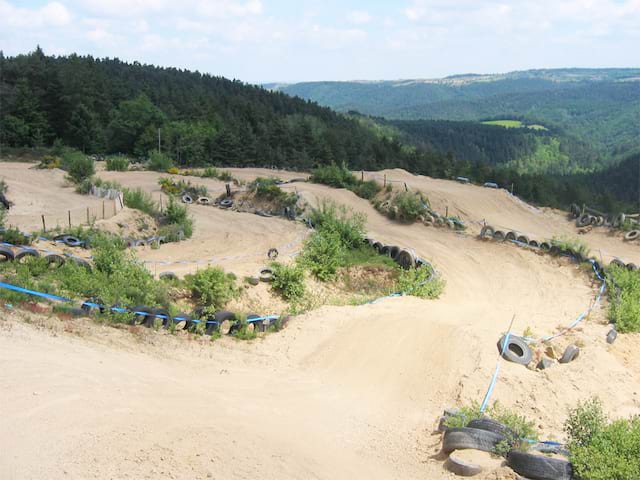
xmin=385 ymin=118 xmax=601 ymax=175
xmin=0 ymin=49 xmax=638 ymax=213
xmin=272 ymin=70 xmax=640 ymax=163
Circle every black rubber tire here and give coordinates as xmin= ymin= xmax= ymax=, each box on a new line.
xmin=147 ymin=308 xmax=171 ymax=328
xmin=444 ymin=454 xmax=483 ymax=477
xmin=497 ymin=335 xmax=533 ymax=365
xmin=606 ymin=328 xmax=617 ymax=344
xmin=539 ymin=242 xmax=551 ymax=252
xmin=53 ymin=233 xmax=69 ymax=242
xmin=387 ymin=245 xmax=401 ymax=259
xmin=197 ymin=196 xmax=211 ymax=205
xmin=372 ymin=241 xmax=384 ymax=252
xmin=71 ymin=257 xmax=92 ymax=271
xmin=246 ymin=314 xmax=264 ymax=333
xmin=64 ymin=236 xmax=84 ymax=247
xmin=559 ymin=344 xmax=580 ymax=364
xmin=480 ymin=226 xmax=495 ymax=240
xmin=267 ymin=248 xmax=279 ymax=260
xmin=569 ymin=204 xmax=581 ymax=218
xmin=81 ymin=297 xmax=106 ymax=315
xmin=396 ymin=249 xmax=417 ymax=269
xmin=516 ymin=235 xmax=530 ymax=245
xmin=442 ymin=427 xmax=506 ymax=455
xmin=507 ymin=450 xmax=573 ymax=480
xmin=182 ymin=194 xmax=193 ymax=204
xmin=627 ymin=262 xmax=638 ymax=271
xmin=159 ymin=271 xmax=177 ymax=281
xmin=215 ymin=310 xmax=236 ymax=335
xmin=14 ymin=248 xmax=40 ymax=263
xmin=467 ymin=417 xmax=517 ymax=441
xmin=134 ymin=239 xmax=148 ymax=247
xmin=172 ymin=312 xmax=191 ymax=330
xmin=42 ymin=253 xmax=64 ymax=268
xmin=0 ymin=246 xmax=15 ymax=262
xmin=259 ymin=267 xmax=274 ymax=282
xmin=576 ymin=214 xmax=591 ymax=227
xmin=596 ymin=216 xmax=605 ymax=226
xmin=219 ymin=198 xmax=233 ymax=208
xmin=610 ymin=258 xmax=626 ymax=269
xmin=613 ymin=213 xmax=626 ymax=228
xmin=493 ymin=230 xmax=506 ymax=242
xmin=505 ymin=231 xmax=517 ymax=241
xmin=624 ymin=230 xmax=640 ymax=241
xmin=203 ymin=314 xmax=218 ymax=335
xmin=130 ymin=305 xmax=151 ymax=326
xmin=528 ymin=240 xmax=540 ymax=248
xmin=549 ymin=245 xmax=561 ymax=256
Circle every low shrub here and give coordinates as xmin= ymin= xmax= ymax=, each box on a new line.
xmin=351 ymin=180 xmax=381 ymax=200
xmin=158 ymin=177 xmax=208 ymax=197
xmin=605 ymin=264 xmax=640 ymax=333
xmin=62 ymin=150 xmax=95 ymax=184
xmin=105 ymin=156 xmax=129 ymax=171
xmin=271 ymin=262 xmax=306 ymax=301
xmin=162 ymin=196 xmax=193 ymax=239
xmin=389 ymin=192 xmax=429 ymax=223
xmin=200 ymin=167 xmax=219 ymax=178
xmin=36 ymin=155 xmax=61 ymax=169
xmin=300 ymin=230 xmax=345 ymax=281
xmin=167 ymin=166 xmax=180 ymax=175
xmin=308 ymin=201 xmax=366 ymax=250
xmin=396 ymin=265 xmax=444 ymax=299
xmin=565 ymin=397 xmax=640 ymax=480
xmin=123 ymin=188 xmax=158 ymax=217
xmin=249 ymin=177 xmax=297 ymax=208
xmin=311 ymin=163 xmax=381 ymax=200
xmin=147 ymin=151 xmax=174 ymax=172
xmin=0 ymin=226 xmax=31 ymax=245
xmin=185 ymin=267 xmax=238 ymax=311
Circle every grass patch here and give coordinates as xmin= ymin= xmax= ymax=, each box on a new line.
xmin=249 ymin=177 xmax=297 ymax=208
xmin=606 ymin=264 xmax=640 ymax=332
xmin=310 ymin=163 xmax=381 ymax=200
xmin=158 ymin=177 xmax=208 ymax=197
xmin=551 ymin=236 xmax=591 ymax=257
xmin=123 ymin=187 xmax=158 ymax=216
xmin=105 ymin=156 xmax=129 ymax=171
xmin=396 ymin=264 xmax=444 ymax=299
xmin=482 ymin=119 xmax=524 ymax=128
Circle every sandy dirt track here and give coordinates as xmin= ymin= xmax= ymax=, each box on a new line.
xmin=2 ymin=162 xmax=640 ymax=479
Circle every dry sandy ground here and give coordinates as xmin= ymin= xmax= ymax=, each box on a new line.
xmin=2 ymin=162 xmax=640 ymax=479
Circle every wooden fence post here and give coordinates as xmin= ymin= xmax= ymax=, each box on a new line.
xmin=102 ymin=201 xmax=105 ymax=219
xmin=226 ymin=183 xmax=232 ymax=197
xmin=68 ymin=210 xmax=71 ymax=228
xmin=86 ymin=207 xmax=90 ymax=224
xmin=361 ymin=170 xmax=364 ymax=182
xmin=41 ymin=215 xmax=46 ymax=233
xmin=383 ymin=175 xmax=387 ymax=188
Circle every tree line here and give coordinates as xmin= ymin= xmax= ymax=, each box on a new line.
xmin=0 ymin=48 xmax=637 ymax=213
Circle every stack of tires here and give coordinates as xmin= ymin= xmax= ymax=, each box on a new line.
xmin=364 ymin=237 xmax=427 ymax=271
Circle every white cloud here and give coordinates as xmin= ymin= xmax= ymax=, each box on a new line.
xmin=0 ymin=0 xmax=72 ymax=28
xmin=347 ymin=10 xmax=372 ymax=25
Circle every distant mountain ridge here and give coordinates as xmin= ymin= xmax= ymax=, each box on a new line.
xmin=267 ymin=68 xmax=640 ymax=164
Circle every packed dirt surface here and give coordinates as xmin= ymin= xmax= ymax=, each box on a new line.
xmin=2 ymin=161 xmax=640 ymax=479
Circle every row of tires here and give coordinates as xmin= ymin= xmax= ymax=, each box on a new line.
xmin=0 ymin=246 xmax=91 ymax=269
xmin=439 ymin=420 xmax=572 ymax=480
xmin=79 ymin=300 xmax=283 ymax=336
xmin=364 ymin=238 xmax=428 ymax=270
xmin=480 ymin=225 xmax=638 ymax=271
xmin=570 ymin=204 xmax=628 ymax=229
xmin=182 ymin=193 xmax=234 ymax=209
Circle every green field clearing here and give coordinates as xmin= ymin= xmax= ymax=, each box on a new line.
xmin=482 ymin=119 xmax=548 ymax=131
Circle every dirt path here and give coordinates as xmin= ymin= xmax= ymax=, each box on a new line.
xmin=2 ymin=162 xmax=640 ymax=479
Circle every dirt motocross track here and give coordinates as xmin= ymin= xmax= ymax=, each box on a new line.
xmin=1 ymin=162 xmax=639 ymax=479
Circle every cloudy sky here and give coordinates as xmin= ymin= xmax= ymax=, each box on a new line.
xmin=1 ymin=0 xmax=638 ymax=83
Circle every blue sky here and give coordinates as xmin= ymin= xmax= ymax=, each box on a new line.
xmin=1 ymin=0 xmax=638 ymax=83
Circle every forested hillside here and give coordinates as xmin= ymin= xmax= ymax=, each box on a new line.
xmin=386 ymin=119 xmax=601 ymax=175
xmin=0 ymin=49 xmax=638 ymax=213
xmin=271 ymin=69 xmax=640 ymax=163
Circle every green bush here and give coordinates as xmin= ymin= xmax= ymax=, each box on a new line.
xmin=351 ymin=180 xmax=381 ymax=200
xmin=123 ymin=188 xmax=158 ymax=216
xmin=105 ymin=156 xmax=129 ymax=171
xmin=249 ymin=177 xmax=297 ymax=207
xmin=396 ymin=265 xmax=444 ymax=299
xmin=389 ymin=192 xmax=429 ymax=223
xmin=271 ymin=262 xmax=306 ymax=301
xmin=566 ymin=398 xmax=640 ymax=480
xmin=185 ymin=267 xmax=238 ymax=310
xmin=606 ymin=264 xmax=640 ymax=332
xmin=310 ymin=163 xmax=357 ymax=189
xmin=62 ymin=150 xmax=95 ymax=184
xmin=300 ymin=230 xmax=345 ymax=281
xmin=147 ymin=151 xmax=174 ymax=172
xmin=308 ymin=201 xmax=366 ymax=250
xmin=200 ymin=167 xmax=219 ymax=178
xmin=162 ymin=196 xmax=193 ymax=239
xmin=0 ymin=226 xmax=31 ymax=245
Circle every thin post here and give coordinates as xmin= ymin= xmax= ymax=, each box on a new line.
xmin=68 ymin=210 xmax=71 ymax=228
xmin=445 ymin=206 xmax=449 ymax=218
xmin=383 ymin=175 xmax=387 ymax=187
xmin=41 ymin=214 xmax=46 ymax=233
xmin=511 ymin=183 xmax=514 ymax=195
xmin=86 ymin=207 xmax=90 ymax=224
xmin=404 ymin=182 xmax=408 ymax=192
xmin=226 ymin=183 xmax=231 ymax=197
xmin=361 ymin=170 xmax=364 ymax=182
xmin=102 ymin=201 xmax=105 ymax=219
xmin=159 ymin=193 xmax=163 ymax=213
